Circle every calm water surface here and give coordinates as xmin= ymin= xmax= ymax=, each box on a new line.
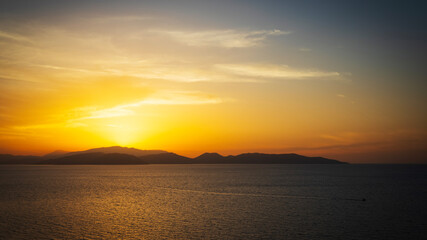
xmin=0 ymin=164 xmax=426 ymax=239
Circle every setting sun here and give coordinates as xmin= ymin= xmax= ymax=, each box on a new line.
xmin=95 ymin=119 xmax=143 ymax=146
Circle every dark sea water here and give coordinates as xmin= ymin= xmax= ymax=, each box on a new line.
xmin=0 ymin=164 xmax=426 ymax=240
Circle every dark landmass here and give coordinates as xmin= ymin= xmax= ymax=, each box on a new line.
xmin=226 ymin=153 xmax=342 ymax=164
xmin=0 ymin=146 xmax=347 ymax=165
xmin=176 ymin=152 xmax=344 ymax=164
xmin=41 ymin=153 xmax=147 ymax=165
xmin=44 ymin=146 xmax=167 ymax=159
xmin=0 ymin=154 xmax=43 ymax=164
xmin=141 ymin=153 xmax=193 ymax=164
xmin=194 ymin=152 xmax=226 ymax=162
xmin=43 ymin=150 xmax=69 ymax=159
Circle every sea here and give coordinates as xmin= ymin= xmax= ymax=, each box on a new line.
xmin=0 ymin=164 xmax=426 ymax=239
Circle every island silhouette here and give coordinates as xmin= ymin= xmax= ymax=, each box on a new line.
xmin=0 ymin=146 xmax=346 ymax=165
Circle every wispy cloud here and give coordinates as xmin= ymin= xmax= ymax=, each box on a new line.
xmin=91 ymin=15 xmax=152 ymax=23
xmin=0 ymin=90 xmax=226 ymax=135
xmin=76 ymin=90 xmax=225 ymax=120
xmin=0 ymin=127 xmax=45 ymax=139
xmin=30 ymin=64 xmax=99 ymax=74
xmin=134 ymin=90 xmax=224 ymax=105
xmin=1 ymin=23 xmax=329 ymax=84
xmin=152 ymin=29 xmax=289 ymax=48
xmin=0 ymin=30 xmax=33 ymax=43
xmin=105 ymin=67 xmax=212 ymax=83
xmin=215 ymin=64 xmax=341 ymax=79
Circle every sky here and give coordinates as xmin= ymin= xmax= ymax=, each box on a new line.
xmin=0 ymin=0 xmax=426 ymax=163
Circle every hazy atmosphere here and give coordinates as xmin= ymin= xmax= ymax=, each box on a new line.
xmin=1 ymin=2 xmax=427 ymax=240
xmin=1 ymin=0 xmax=426 ymax=163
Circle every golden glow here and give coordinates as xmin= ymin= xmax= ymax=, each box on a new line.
xmin=96 ymin=119 xmax=143 ymax=146
xmin=0 ymin=12 xmax=425 ymax=163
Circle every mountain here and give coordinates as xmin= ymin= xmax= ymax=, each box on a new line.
xmin=139 ymin=152 xmax=345 ymax=164
xmin=0 ymin=154 xmax=43 ymax=164
xmin=194 ymin=152 xmax=226 ymax=163
xmin=0 ymin=147 xmax=347 ymax=164
xmin=46 ymin=146 xmax=168 ymax=159
xmin=41 ymin=153 xmax=147 ymax=165
xmin=140 ymin=153 xmax=193 ymax=164
xmin=192 ymin=152 xmax=344 ymax=164
xmin=43 ymin=150 xmax=69 ymax=159
xmin=227 ymin=153 xmax=344 ymax=164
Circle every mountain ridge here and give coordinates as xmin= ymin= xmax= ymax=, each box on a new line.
xmin=41 ymin=152 xmax=147 ymax=165
xmin=45 ymin=146 xmax=168 ymax=159
xmin=0 ymin=146 xmax=347 ymax=164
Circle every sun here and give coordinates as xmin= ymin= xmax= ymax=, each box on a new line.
xmin=96 ymin=118 xmax=143 ymax=146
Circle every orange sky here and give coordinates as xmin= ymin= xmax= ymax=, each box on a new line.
xmin=0 ymin=1 xmax=426 ymax=163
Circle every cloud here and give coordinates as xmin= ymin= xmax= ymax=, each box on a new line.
xmin=298 ymin=48 xmax=312 ymax=52
xmin=79 ymin=107 xmax=135 ymax=120
xmin=152 ymin=29 xmax=289 ymax=48
xmin=0 ymin=30 xmax=33 ymax=43
xmin=0 ymin=127 xmax=43 ymax=139
xmin=30 ymin=64 xmax=99 ymax=74
xmin=0 ymin=23 xmax=325 ymax=84
xmin=135 ymin=90 xmax=224 ymax=105
xmin=76 ymin=90 xmax=225 ymax=120
xmin=91 ymin=15 xmax=152 ymax=23
xmin=0 ymin=90 xmax=227 ymax=135
xmin=215 ymin=64 xmax=341 ymax=79
xmin=105 ymin=67 xmax=212 ymax=83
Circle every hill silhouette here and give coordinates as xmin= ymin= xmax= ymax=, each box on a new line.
xmin=45 ymin=146 xmax=167 ymax=159
xmin=0 ymin=146 xmax=347 ymax=164
xmin=136 ymin=152 xmax=344 ymax=164
xmin=0 ymin=154 xmax=43 ymax=164
xmin=140 ymin=153 xmax=193 ymax=164
xmin=41 ymin=153 xmax=147 ymax=165
xmin=193 ymin=152 xmax=344 ymax=164
xmin=43 ymin=150 xmax=69 ymax=159
xmin=194 ymin=152 xmax=226 ymax=162
xmin=230 ymin=153 xmax=342 ymax=164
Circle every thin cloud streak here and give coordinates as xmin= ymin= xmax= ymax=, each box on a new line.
xmin=0 ymin=24 xmax=340 ymax=84
xmin=0 ymin=30 xmax=33 ymax=43
xmin=152 ymin=29 xmax=289 ymax=48
xmin=77 ymin=90 xmax=225 ymax=120
xmin=1 ymin=90 xmax=226 ymax=134
xmin=215 ymin=64 xmax=342 ymax=79
xmin=91 ymin=15 xmax=152 ymax=23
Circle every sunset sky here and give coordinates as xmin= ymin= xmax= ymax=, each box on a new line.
xmin=0 ymin=0 xmax=426 ymax=163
